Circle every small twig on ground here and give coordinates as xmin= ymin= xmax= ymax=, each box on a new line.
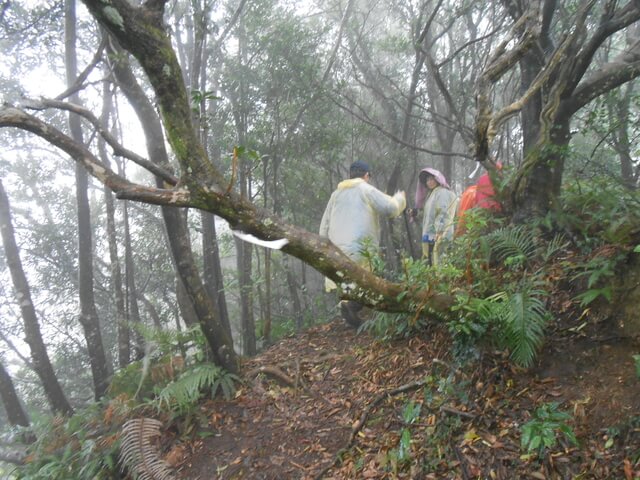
xmin=440 ymin=405 xmax=476 ymax=419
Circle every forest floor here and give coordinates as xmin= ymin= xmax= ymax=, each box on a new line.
xmin=168 ymin=308 xmax=640 ymax=479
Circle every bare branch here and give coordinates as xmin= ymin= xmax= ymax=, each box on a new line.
xmin=564 ymin=39 xmax=640 ymax=115
xmin=55 ymin=37 xmax=107 ymax=101
xmin=331 ymin=92 xmax=473 ymax=160
xmin=0 ymin=106 xmax=184 ymax=205
xmin=23 ymin=98 xmax=178 ymax=185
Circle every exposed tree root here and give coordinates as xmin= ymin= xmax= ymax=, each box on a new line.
xmin=245 ymin=366 xmax=296 ymax=387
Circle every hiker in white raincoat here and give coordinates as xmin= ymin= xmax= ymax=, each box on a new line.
xmin=413 ymin=167 xmax=458 ymax=266
xmin=319 ymin=160 xmax=406 ymax=327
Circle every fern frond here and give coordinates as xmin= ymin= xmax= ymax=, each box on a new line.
xmin=155 ymin=363 xmax=238 ymax=414
xmin=542 ymin=233 xmax=568 ymax=262
xmin=488 ymin=225 xmax=537 ymax=266
xmin=501 ymin=289 xmax=549 ymax=367
xmin=486 ymin=288 xmax=549 ymax=367
xmin=119 ymin=418 xmax=175 ymax=480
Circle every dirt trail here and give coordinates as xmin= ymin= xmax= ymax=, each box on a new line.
xmin=172 ymin=319 xmax=640 ymax=479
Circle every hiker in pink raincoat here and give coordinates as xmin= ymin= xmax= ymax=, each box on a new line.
xmin=412 ymin=168 xmax=458 ymax=265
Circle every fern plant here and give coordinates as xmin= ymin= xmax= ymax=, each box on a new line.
xmin=486 ymin=224 xmax=538 ymax=269
xmin=486 ymin=284 xmax=550 ymax=367
xmin=154 ymin=363 xmax=239 ymax=415
xmin=119 ymin=418 xmax=175 ymax=480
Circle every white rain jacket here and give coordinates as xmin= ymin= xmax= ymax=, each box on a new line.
xmin=319 ymin=178 xmax=406 ymax=263
xmin=421 ymin=186 xmax=458 ymax=242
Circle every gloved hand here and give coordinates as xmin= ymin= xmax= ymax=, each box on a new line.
xmin=422 ymin=234 xmax=435 ymax=244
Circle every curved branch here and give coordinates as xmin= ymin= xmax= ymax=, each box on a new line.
xmin=55 ymin=36 xmax=107 ymax=101
xmin=331 ymin=93 xmax=472 ymax=159
xmin=23 ymin=98 xmax=178 ymax=185
xmin=0 ymin=106 xmax=185 ymax=205
xmin=563 ymin=40 xmax=640 ymax=116
xmin=0 ymin=105 xmax=452 ymax=315
xmin=567 ymin=0 xmax=640 ymax=94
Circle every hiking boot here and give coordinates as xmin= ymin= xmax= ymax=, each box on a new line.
xmin=340 ymin=301 xmax=363 ymax=328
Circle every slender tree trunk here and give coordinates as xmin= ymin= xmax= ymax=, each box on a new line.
xmin=201 ymin=213 xmax=231 ymax=337
xmin=607 ymin=84 xmax=636 ymax=188
xmin=122 ymin=203 xmax=144 ymax=360
xmin=284 ymin=258 xmax=303 ymax=330
xmin=262 ymin=248 xmax=272 ymax=342
xmin=192 ymin=12 xmax=232 ymax=339
xmin=140 ymin=294 xmax=163 ymax=329
xmin=175 ymin=267 xmax=199 ymax=328
xmin=233 ymin=17 xmax=257 ymax=356
xmin=234 ymin=237 xmax=256 ymax=355
xmin=0 ymin=180 xmax=73 ymax=416
xmin=98 ymin=78 xmax=130 ymax=368
xmin=105 ymin=185 xmax=131 ymax=367
xmin=0 ymin=360 xmax=30 ymax=428
xmin=65 ymin=0 xmax=109 ymax=399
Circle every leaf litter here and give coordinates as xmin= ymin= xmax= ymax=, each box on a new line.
xmin=171 ymin=315 xmax=639 ymax=479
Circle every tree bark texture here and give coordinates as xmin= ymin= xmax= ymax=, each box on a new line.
xmin=98 ymin=77 xmax=131 ymax=368
xmin=123 ymin=203 xmax=145 ymax=360
xmin=476 ymin=1 xmax=640 ymax=220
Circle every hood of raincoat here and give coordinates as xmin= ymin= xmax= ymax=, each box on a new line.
xmin=414 ymin=167 xmax=450 ymax=210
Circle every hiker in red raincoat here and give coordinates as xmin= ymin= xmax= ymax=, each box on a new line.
xmin=456 ymin=163 xmax=502 ymax=236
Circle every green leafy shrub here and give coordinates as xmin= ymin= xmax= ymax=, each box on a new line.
xmin=489 ymin=285 xmax=550 ymax=367
xmin=449 ymin=282 xmax=550 ymax=368
xmin=559 ymin=177 xmax=640 ymax=247
xmin=521 ymin=402 xmax=578 ymax=455
xmin=570 ymin=251 xmax=622 ymax=306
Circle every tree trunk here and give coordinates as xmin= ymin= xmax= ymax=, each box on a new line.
xmin=98 ymin=77 xmax=130 ymax=368
xmin=175 ymin=268 xmax=199 ymax=328
xmin=233 ymin=17 xmax=257 ymax=357
xmin=0 ymin=360 xmax=30 ymax=428
xmin=201 ymin=212 xmax=232 ymax=338
xmin=104 ymin=187 xmax=130 ymax=367
xmin=607 ymin=84 xmax=636 ymax=188
xmin=235 ymin=237 xmax=256 ymax=356
xmin=513 ymin=117 xmax=571 ymax=220
xmin=140 ymin=294 xmax=163 ymax=330
xmin=0 ymin=180 xmax=74 ymax=416
xmin=285 ymin=258 xmax=304 ymax=330
xmin=65 ymin=0 xmax=109 ymax=400
xmin=106 ymin=38 xmax=238 ymax=372
xmin=123 ymin=202 xmax=145 ymax=360
xmin=262 ymin=248 xmax=273 ymax=343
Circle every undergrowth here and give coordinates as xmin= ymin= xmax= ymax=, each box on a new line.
xmin=364 ymin=176 xmax=639 ymax=369
xmin=8 ymin=326 xmax=240 ymax=480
